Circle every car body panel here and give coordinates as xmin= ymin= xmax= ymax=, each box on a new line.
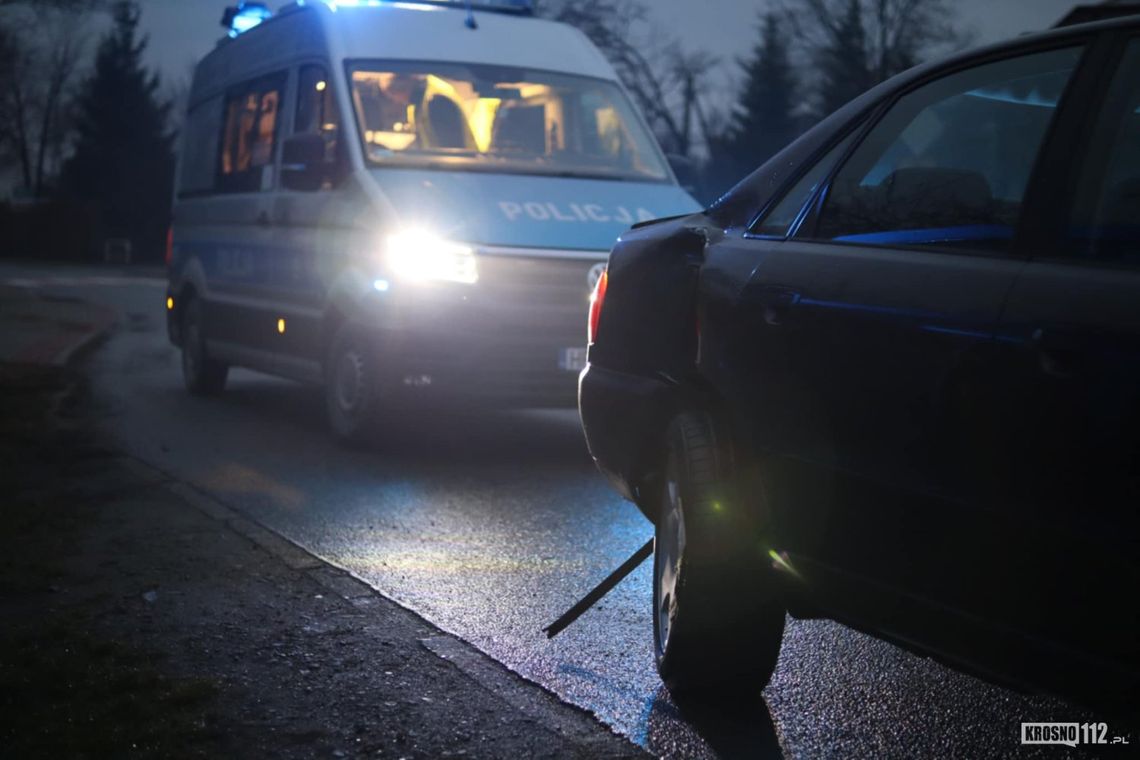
xmin=579 ymin=14 xmax=1140 ymax=712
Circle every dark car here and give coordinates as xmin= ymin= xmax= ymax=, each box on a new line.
xmin=579 ymin=15 xmax=1139 ymax=713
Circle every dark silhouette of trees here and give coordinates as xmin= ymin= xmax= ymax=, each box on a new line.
xmin=726 ymin=12 xmax=799 ymax=175
xmin=780 ymin=0 xmax=970 ymax=116
xmin=817 ymin=0 xmax=874 ymax=116
xmin=61 ymin=0 xmax=171 ymax=258
xmin=535 ymin=0 xmax=722 ymax=158
xmin=705 ymin=0 xmax=969 ymax=191
xmin=536 ymin=0 xmax=969 ymax=202
xmin=62 ymin=0 xmax=173 ymax=260
xmin=0 ymin=1 xmax=95 ymax=196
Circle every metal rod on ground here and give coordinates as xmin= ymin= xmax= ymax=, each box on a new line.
xmin=544 ymin=538 xmax=654 ymax=639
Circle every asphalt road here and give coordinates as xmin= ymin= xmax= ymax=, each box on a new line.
xmin=2 ymin=262 xmax=1113 ymax=758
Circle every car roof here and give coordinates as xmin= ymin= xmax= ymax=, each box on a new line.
xmin=889 ymin=12 xmax=1140 ymax=91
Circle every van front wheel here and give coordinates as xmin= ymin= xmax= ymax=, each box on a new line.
xmin=325 ymin=325 xmax=381 ymax=444
xmin=180 ymin=296 xmax=228 ymax=396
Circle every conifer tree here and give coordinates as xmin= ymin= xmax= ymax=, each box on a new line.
xmin=63 ymin=0 xmax=172 ymax=260
xmin=816 ymin=0 xmax=874 ymax=116
xmin=728 ymin=12 xmax=798 ymax=173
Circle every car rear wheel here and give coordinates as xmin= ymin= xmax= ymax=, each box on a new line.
xmin=325 ymin=324 xmax=381 ymax=445
xmin=653 ymin=411 xmax=785 ymax=698
xmin=180 ymin=296 xmax=228 ymax=396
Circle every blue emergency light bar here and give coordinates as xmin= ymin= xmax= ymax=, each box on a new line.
xmin=323 ymin=0 xmax=533 ymax=12
xmin=222 ymin=1 xmax=272 ymax=37
xmin=412 ymin=0 xmax=534 ymax=12
xmin=226 ymin=0 xmax=534 ymax=38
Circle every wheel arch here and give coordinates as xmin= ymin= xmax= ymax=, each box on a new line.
xmin=630 ymin=379 xmax=742 ymax=524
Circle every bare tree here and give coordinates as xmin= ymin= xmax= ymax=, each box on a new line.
xmin=535 ymin=0 xmax=724 ymax=158
xmin=778 ymin=0 xmax=973 ymax=114
xmin=0 ymin=0 xmax=100 ymax=196
xmin=0 ymin=0 xmax=102 ymax=9
xmin=35 ymin=15 xmax=87 ymax=195
xmin=666 ymin=47 xmax=722 ymax=157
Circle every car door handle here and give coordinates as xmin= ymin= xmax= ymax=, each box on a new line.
xmin=1031 ymin=327 xmax=1081 ymax=378
xmin=256 ymin=211 xmax=270 ymax=227
xmin=745 ymin=285 xmax=801 ymax=326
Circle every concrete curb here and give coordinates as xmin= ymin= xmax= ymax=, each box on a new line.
xmin=0 ymin=284 xmax=121 ymax=368
xmin=117 ymin=455 xmax=646 ymax=758
xmin=54 ymin=302 xmax=119 ymax=367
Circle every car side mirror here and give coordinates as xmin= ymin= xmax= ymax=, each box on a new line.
xmin=281 ymin=133 xmax=327 ymax=192
xmin=666 ymin=153 xmax=700 ymax=198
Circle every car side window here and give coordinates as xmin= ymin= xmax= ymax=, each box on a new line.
xmin=812 ymin=47 xmax=1084 ymax=253
xmin=294 ymin=64 xmax=346 ymax=189
xmin=749 ymin=128 xmax=860 ymax=238
xmin=216 ymin=72 xmax=287 ymax=194
xmin=1066 ymin=40 xmax=1140 ymax=265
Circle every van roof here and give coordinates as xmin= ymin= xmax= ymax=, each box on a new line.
xmin=194 ymin=1 xmax=616 ymax=102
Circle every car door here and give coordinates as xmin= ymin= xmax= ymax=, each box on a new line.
xmin=985 ymin=36 xmax=1140 ymax=682
xmin=271 ymin=62 xmax=353 ymax=381
xmin=710 ymin=45 xmax=1090 ymax=623
xmin=206 ymin=72 xmax=287 ymax=359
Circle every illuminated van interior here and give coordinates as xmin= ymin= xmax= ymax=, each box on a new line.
xmin=349 ymin=62 xmax=669 ymax=181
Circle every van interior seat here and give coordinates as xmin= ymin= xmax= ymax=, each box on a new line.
xmin=492 ymin=106 xmax=546 ymax=154
xmin=425 ymin=96 xmax=474 ymax=150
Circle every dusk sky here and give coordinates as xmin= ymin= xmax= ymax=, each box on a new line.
xmin=135 ymin=0 xmax=1084 ymax=94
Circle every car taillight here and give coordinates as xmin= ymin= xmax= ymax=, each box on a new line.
xmin=587 ymin=268 xmax=608 ymax=345
xmin=164 ymin=226 xmax=173 ymax=267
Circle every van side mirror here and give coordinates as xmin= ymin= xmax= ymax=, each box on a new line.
xmin=281 ymin=133 xmax=327 ymax=192
xmin=666 ymin=153 xmax=700 ymax=198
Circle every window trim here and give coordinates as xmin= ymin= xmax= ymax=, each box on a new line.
xmin=803 ymin=41 xmax=1097 ymax=260
xmin=341 ymin=58 xmax=674 ymax=184
xmin=743 ymin=112 xmax=879 ymax=241
xmin=746 ymin=35 xmax=1113 ymax=261
xmin=294 ymin=61 xmax=331 ymax=137
xmin=289 ymin=59 xmax=350 ymax=192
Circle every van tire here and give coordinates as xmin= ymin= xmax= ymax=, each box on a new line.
xmin=653 ymin=411 xmax=785 ymax=699
xmin=180 ymin=296 xmax=228 ymax=396
xmin=325 ymin=324 xmax=381 ymax=445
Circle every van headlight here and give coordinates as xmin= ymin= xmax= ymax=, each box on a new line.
xmin=386 ymin=230 xmax=478 ymax=285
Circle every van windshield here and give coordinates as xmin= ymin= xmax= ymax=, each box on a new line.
xmin=348 ymin=61 xmax=669 ymax=182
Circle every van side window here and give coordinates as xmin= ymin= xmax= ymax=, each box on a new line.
xmin=217 ymin=73 xmax=286 ymax=193
xmin=812 ymin=47 xmax=1083 ymax=253
xmin=178 ymin=96 xmax=223 ymax=196
xmin=294 ymin=64 xmax=344 ymax=187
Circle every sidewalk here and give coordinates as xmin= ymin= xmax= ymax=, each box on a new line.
xmin=0 ymin=334 xmax=644 ymax=755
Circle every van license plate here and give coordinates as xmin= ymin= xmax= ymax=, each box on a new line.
xmin=559 ymin=347 xmax=588 ymax=372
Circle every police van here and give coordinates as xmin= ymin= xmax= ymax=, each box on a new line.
xmin=166 ymin=0 xmax=699 ymax=440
